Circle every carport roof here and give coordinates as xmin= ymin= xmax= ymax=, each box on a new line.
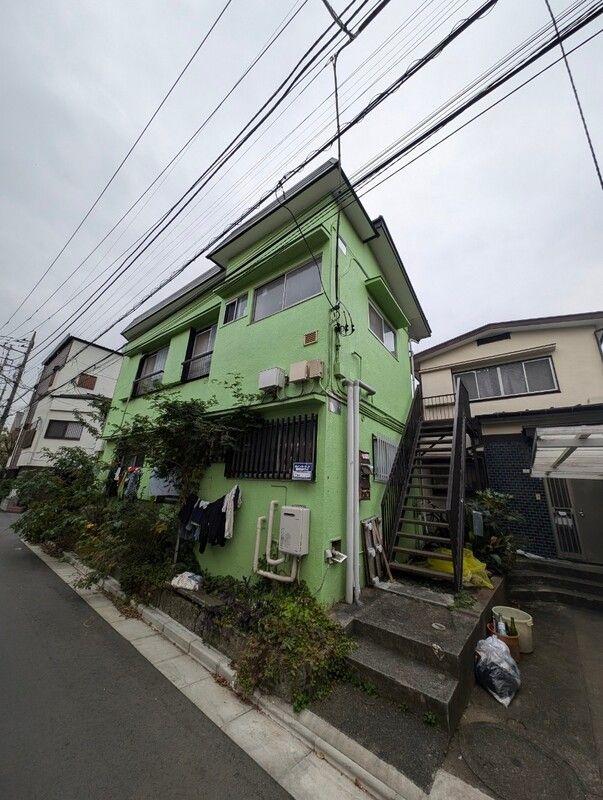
xmin=531 ymin=425 xmax=603 ymax=480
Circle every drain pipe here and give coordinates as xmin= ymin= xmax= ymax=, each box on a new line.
xmin=344 ymin=378 xmax=376 ymax=604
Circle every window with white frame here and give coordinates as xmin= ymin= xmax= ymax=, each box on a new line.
xmin=455 ymin=356 xmax=557 ymax=401
xmin=133 ymin=347 xmax=169 ymax=397
xmin=182 ymin=324 xmax=216 ymax=381
xmin=373 ymin=434 xmax=398 ymax=482
xmin=252 ymin=260 xmax=322 ymax=322
xmin=45 ymin=420 xmax=84 ymax=440
xmin=223 ymin=293 xmax=248 ymax=324
xmin=368 ymin=303 xmax=396 ymax=355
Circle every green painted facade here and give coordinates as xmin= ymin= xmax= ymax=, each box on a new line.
xmin=103 ymin=175 xmax=426 ymax=605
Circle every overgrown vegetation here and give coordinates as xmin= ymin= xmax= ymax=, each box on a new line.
xmin=108 ymin=379 xmax=259 ymax=499
xmin=194 ymin=575 xmax=355 ymax=712
xmin=466 ymin=489 xmax=523 ymax=575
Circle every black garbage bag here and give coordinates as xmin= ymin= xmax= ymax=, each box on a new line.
xmin=475 ymin=636 xmax=521 ymax=707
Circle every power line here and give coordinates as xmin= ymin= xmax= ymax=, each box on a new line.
xmin=4 ymin=0 xmax=236 ymax=328
xmin=5 ymin=0 xmax=309 ymax=337
xmin=20 ymin=0 xmax=603 ymax=382
xmin=26 ymin=0 xmax=387 ymax=361
xmin=543 ymin=0 xmax=603 ymax=190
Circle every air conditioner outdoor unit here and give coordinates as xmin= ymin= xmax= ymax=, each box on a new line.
xmin=258 ymin=367 xmax=286 ymax=391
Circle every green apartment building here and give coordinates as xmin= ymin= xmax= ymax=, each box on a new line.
xmin=103 ymin=160 xmax=430 ymax=605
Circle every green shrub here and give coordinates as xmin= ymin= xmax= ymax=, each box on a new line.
xmin=199 ymin=578 xmax=355 ymax=712
xmin=77 ymin=500 xmax=179 ymax=600
xmin=13 ymin=448 xmax=102 ymax=551
xmin=466 ymin=489 xmax=523 ymax=575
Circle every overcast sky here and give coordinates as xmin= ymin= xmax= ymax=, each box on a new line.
xmin=1 ymin=0 xmax=602 ymax=403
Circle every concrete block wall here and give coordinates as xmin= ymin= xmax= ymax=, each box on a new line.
xmin=483 ymin=434 xmax=557 ymax=558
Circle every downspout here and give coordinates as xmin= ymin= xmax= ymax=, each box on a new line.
xmin=344 ymin=378 xmax=376 ymax=604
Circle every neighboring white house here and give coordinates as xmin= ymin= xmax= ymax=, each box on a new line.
xmin=9 ymin=336 xmax=122 ymax=470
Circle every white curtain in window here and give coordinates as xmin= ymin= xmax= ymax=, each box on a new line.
xmin=525 ymin=358 xmax=555 ymax=392
xmin=500 ymin=362 xmax=527 ymax=395
xmin=476 ymin=366 xmax=501 ymax=398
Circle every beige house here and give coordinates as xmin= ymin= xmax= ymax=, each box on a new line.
xmin=415 ymin=312 xmax=603 ymax=564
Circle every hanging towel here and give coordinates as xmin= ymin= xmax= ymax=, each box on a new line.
xmin=222 ymin=485 xmax=241 ymax=540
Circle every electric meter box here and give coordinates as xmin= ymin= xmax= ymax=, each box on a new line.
xmin=278 ymin=506 xmax=310 ymax=556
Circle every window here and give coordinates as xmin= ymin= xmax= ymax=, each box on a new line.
xmin=21 ymin=428 xmax=36 ymax=448
xmin=225 ymin=414 xmax=318 ymax=480
xmin=373 ymin=435 xmax=397 ymax=482
xmin=338 ymin=236 xmax=347 ymax=255
xmin=132 ymin=347 xmax=168 ymax=397
xmin=368 ymin=303 xmax=397 ymax=355
xmin=182 ymin=325 xmax=216 ymax=381
xmin=45 ymin=420 xmax=84 ymax=440
xmin=223 ymin=294 xmax=248 ymax=324
xmin=252 ymin=260 xmax=322 ymax=322
xmin=456 ymin=356 xmax=557 ymax=400
xmin=76 ymin=372 xmax=97 ymax=390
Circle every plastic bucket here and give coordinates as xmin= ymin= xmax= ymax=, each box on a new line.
xmin=493 ymin=605 xmax=533 ymax=653
xmin=487 ymin=622 xmax=521 ymax=662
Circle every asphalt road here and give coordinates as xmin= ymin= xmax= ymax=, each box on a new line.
xmin=0 ymin=513 xmax=289 ymax=800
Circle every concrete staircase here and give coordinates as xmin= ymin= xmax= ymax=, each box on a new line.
xmin=509 ymin=557 xmax=603 ymax=611
xmin=340 ymin=586 xmax=502 ymax=734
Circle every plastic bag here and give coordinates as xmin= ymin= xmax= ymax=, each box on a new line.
xmin=475 ymin=636 xmax=521 ymax=707
xmin=171 ymin=571 xmax=202 ymax=591
xmin=426 ymin=547 xmax=494 ymax=589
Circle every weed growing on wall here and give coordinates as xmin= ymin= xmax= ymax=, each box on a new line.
xmin=466 ymin=489 xmax=523 ymax=574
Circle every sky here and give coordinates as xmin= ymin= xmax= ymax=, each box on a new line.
xmin=1 ymin=0 xmax=602 ymax=408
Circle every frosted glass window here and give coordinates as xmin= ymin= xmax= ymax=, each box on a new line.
xmin=253 ymin=260 xmax=322 ymax=322
xmin=476 ymin=367 xmax=501 ymax=398
xmin=368 ymin=303 xmax=397 ymax=354
xmin=500 ymin=362 xmax=527 ymax=395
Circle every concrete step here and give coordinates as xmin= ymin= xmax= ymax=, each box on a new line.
xmin=509 ymin=584 xmax=603 ymax=611
xmin=514 ymin=558 xmax=603 ymax=583
xmin=510 ymin=570 xmax=603 ymax=596
xmin=351 ymin=592 xmax=475 ymax=678
xmin=348 ymin=637 xmax=462 ymax=732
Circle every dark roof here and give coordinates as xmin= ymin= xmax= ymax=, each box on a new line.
xmin=478 ymin=402 xmax=603 ymax=428
xmin=121 ymin=266 xmax=223 ymax=340
xmin=120 ymin=160 xmax=431 ymax=341
xmin=415 ymin=311 xmax=603 ymax=363
xmin=42 ymin=335 xmax=122 ymax=367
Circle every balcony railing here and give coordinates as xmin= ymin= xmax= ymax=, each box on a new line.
xmin=132 ymin=370 xmax=164 ymax=397
xmin=422 ymin=393 xmax=456 ymax=421
xmin=182 ymin=351 xmax=213 ymax=381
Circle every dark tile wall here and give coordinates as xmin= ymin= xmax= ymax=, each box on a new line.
xmin=483 ymin=434 xmax=557 ymax=558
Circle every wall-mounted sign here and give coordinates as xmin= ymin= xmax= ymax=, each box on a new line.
xmin=292 ymin=462 xmax=313 ymax=481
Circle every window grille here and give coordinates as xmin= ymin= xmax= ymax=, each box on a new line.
xmin=372 ymin=434 xmax=398 ymax=482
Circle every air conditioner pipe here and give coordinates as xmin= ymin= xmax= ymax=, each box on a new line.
xmin=253 ymin=513 xmax=299 ymax=584
xmin=344 ymin=378 xmax=376 ymax=604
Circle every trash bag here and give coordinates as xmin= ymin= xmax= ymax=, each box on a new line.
xmin=171 ymin=571 xmax=202 ymax=591
xmin=475 ymin=636 xmax=521 ymax=707
xmin=426 ymin=547 xmax=494 ymax=589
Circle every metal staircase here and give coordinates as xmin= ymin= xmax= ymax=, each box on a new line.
xmin=381 ymin=385 xmax=482 ymax=591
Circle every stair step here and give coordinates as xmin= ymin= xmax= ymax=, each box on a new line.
xmin=400 ymin=505 xmax=447 ymax=514
xmin=509 ymin=584 xmax=603 ymax=611
xmin=510 ymin=570 xmax=603 ymax=595
xmin=394 ymin=534 xmax=450 ymax=544
xmin=389 ymin=561 xmax=454 ymax=581
xmin=408 ymin=482 xmax=449 ymax=490
xmin=394 ymin=546 xmax=453 ymax=560
xmin=400 ymin=518 xmax=449 ymax=528
xmin=514 ymin=558 xmax=603 ymax=582
xmin=348 ymin=637 xmax=461 ymax=731
xmin=402 ymin=493 xmax=447 ymax=500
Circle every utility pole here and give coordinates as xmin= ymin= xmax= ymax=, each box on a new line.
xmin=0 ymin=332 xmax=35 ymax=431
xmin=0 ymin=346 xmax=12 ymax=407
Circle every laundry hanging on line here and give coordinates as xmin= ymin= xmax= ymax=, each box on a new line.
xmin=178 ymin=486 xmax=241 ymax=551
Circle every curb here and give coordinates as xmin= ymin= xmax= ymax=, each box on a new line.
xmin=58 ymin=549 xmax=420 ymax=799
xmin=25 ymin=543 xmax=490 ymax=800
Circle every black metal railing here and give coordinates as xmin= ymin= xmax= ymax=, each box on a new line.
xmin=225 ymin=414 xmax=318 ymax=480
xmin=422 ymin=393 xmax=456 ymax=421
xmin=446 ymin=382 xmax=471 ymax=592
xmin=182 ymin=351 xmax=213 ymax=381
xmin=132 ymin=369 xmax=164 ymax=397
xmin=381 ymin=386 xmax=424 ymax=558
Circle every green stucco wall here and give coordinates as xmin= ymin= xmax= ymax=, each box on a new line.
xmin=103 ymin=198 xmax=415 ymax=605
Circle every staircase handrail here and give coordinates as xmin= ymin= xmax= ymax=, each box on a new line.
xmin=381 ymin=385 xmax=424 ymax=559
xmin=446 ymin=382 xmax=471 ymax=592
